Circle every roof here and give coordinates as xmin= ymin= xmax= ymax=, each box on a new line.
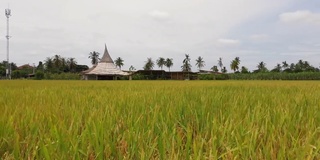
xmin=83 ymin=45 xmax=129 ymax=76
xmin=99 ymin=44 xmax=114 ymax=63
xmin=85 ymin=63 xmax=129 ymax=75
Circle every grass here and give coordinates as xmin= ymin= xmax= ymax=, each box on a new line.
xmin=0 ymin=80 xmax=319 ymax=159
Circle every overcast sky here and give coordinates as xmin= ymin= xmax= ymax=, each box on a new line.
xmin=1 ymin=0 xmax=320 ymax=71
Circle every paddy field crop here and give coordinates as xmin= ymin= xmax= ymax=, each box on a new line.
xmin=0 ymin=80 xmax=319 ymax=159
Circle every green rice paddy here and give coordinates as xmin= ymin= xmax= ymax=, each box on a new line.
xmin=0 ymin=80 xmax=319 ymax=159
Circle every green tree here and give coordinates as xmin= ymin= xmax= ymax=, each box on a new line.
xmin=230 ymin=57 xmax=240 ymax=73
xmin=143 ymin=58 xmax=155 ymax=70
xmin=156 ymin=57 xmax=166 ymax=70
xmin=165 ymin=58 xmax=173 ymax=71
xmin=211 ymin=65 xmax=219 ymax=73
xmin=271 ymin=63 xmax=282 ymax=72
xmin=115 ymin=57 xmax=124 ymax=70
xmin=181 ymin=54 xmax=191 ymax=72
xmin=88 ymin=51 xmax=100 ymax=65
xmin=195 ymin=56 xmax=205 ymax=71
xmin=44 ymin=57 xmax=53 ymax=73
xmin=282 ymin=61 xmax=288 ymax=70
xmin=222 ymin=67 xmax=227 ymax=73
xmin=254 ymin=61 xmax=268 ymax=73
xmin=240 ymin=66 xmax=249 ymax=73
xmin=67 ymin=58 xmax=77 ymax=73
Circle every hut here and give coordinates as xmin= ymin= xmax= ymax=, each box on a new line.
xmin=82 ymin=45 xmax=129 ymax=80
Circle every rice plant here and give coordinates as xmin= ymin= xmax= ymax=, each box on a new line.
xmin=0 ymin=80 xmax=319 ymax=159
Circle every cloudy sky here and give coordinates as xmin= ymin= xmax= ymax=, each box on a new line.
xmin=0 ymin=0 xmax=320 ymax=71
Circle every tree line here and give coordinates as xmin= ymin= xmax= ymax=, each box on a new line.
xmin=88 ymin=52 xmax=319 ymax=73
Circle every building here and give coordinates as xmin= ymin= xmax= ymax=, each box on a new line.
xmin=82 ymin=45 xmax=129 ymax=80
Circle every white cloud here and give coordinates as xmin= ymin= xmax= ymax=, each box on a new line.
xmin=217 ymin=39 xmax=240 ymax=46
xmin=279 ymin=10 xmax=320 ymax=25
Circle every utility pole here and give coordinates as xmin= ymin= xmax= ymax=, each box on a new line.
xmin=5 ymin=8 xmax=11 ymax=79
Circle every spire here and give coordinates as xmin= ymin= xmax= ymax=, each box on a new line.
xmin=100 ymin=44 xmax=114 ymax=63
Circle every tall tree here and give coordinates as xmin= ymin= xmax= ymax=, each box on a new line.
xmin=88 ymin=51 xmax=100 ymax=65
xmin=218 ymin=57 xmax=223 ymax=72
xmin=256 ymin=61 xmax=268 ymax=73
xmin=36 ymin=61 xmax=44 ymax=72
xmin=195 ymin=56 xmax=205 ymax=71
xmin=156 ymin=57 xmax=166 ymax=70
xmin=115 ymin=57 xmax=124 ymax=70
xmin=143 ymin=58 xmax=155 ymax=70
xmin=67 ymin=58 xmax=77 ymax=72
xmin=165 ymin=58 xmax=173 ymax=71
xmin=181 ymin=54 xmax=191 ymax=72
xmin=282 ymin=61 xmax=288 ymax=70
xmin=271 ymin=63 xmax=282 ymax=72
xmin=44 ymin=57 xmax=53 ymax=72
xmin=230 ymin=57 xmax=240 ymax=73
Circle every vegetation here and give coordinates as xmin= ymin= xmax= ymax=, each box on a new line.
xmin=181 ymin=54 xmax=191 ymax=72
xmin=0 ymin=81 xmax=319 ymax=159
xmin=143 ymin=58 xmax=155 ymax=70
xmin=115 ymin=57 xmax=124 ymax=70
xmin=88 ymin=51 xmax=100 ymax=65
xmin=195 ymin=56 xmax=205 ymax=71
xmin=156 ymin=57 xmax=166 ymax=70
xmin=165 ymin=58 xmax=173 ymax=71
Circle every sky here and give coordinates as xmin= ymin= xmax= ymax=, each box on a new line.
xmin=0 ymin=0 xmax=320 ymax=72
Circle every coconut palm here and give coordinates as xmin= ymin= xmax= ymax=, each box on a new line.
xmin=181 ymin=54 xmax=191 ymax=72
xmin=88 ymin=51 xmax=100 ymax=65
xmin=257 ymin=61 xmax=268 ymax=72
xmin=195 ymin=56 xmax=205 ymax=71
xmin=143 ymin=58 xmax=155 ymax=70
xmin=156 ymin=57 xmax=166 ymax=70
xmin=165 ymin=58 xmax=173 ymax=71
xmin=115 ymin=57 xmax=124 ymax=70
xmin=230 ymin=57 xmax=240 ymax=73
xmin=67 ymin=58 xmax=77 ymax=72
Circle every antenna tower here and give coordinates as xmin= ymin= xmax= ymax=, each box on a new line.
xmin=5 ymin=8 xmax=11 ymax=79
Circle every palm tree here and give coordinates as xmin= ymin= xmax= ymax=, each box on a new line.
xmin=44 ymin=57 xmax=53 ymax=72
xmin=88 ymin=51 xmax=100 ymax=65
xmin=53 ymin=55 xmax=61 ymax=68
xmin=230 ymin=57 xmax=240 ymax=73
xmin=271 ymin=63 xmax=282 ymax=72
xmin=195 ymin=56 xmax=205 ymax=71
xmin=165 ymin=58 xmax=173 ymax=71
xmin=257 ymin=61 xmax=268 ymax=72
xmin=218 ymin=57 xmax=223 ymax=72
xmin=129 ymin=65 xmax=136 ymax=74
xmin=282 ymin=61 xmax=288 ymax=70
xmin=156 ymin=57 xmax=166 ymax=70
xmin=181 ymin=54 xmax=191 ymax=72
xmin=67 ymin=58 xmax=77 ymax=72
xmin=143 ymin=58 xmax=154 ymax=70
xmin=115 ymin=57 xmax=124 ymax=70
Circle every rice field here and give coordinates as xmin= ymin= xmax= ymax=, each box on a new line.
xmin=0 ymin=80 xmax=319 ymax=159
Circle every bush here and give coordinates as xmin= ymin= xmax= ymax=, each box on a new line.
xmin=35 ymin=71 xmax=44 ymax=80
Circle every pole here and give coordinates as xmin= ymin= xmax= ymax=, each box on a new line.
xmin=5 ymin=8 xmax=11 ymax=79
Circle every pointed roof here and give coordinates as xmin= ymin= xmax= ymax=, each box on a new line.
xmin=100 ymin=44 xmax=114 ymax=63
xmin=82 ymin=44 xmax=129 ymax=76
